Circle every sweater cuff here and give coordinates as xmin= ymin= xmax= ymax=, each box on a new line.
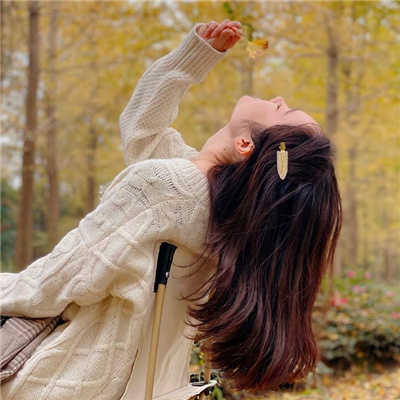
xmin=171 ymin=24 xmax=227 ymax=83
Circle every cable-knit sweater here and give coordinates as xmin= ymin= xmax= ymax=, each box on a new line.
xmin=0 ymin=26 xmax=226 ymax=400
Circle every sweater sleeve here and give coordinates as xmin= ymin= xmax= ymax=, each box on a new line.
xmin=119 ymin=24 xmax=226 ymax=165
xmin=0 ymin=163 xmax=194 ymax=318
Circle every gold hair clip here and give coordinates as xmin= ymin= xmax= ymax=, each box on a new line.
xmin=277 ymin=142 xmax=288 ymax=180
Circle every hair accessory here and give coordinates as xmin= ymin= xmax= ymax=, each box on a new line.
xmin=277 ymin=142 xmax=288 ymax=180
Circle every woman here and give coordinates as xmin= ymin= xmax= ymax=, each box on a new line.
xmin=0 ymin=19 xmax=341 ymax=399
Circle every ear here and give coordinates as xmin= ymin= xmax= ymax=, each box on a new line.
xmin=233 ymin=136 xmax=254 ymax=157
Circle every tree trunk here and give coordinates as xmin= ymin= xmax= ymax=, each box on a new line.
xmin=46 ymin=2 xmax=59 ymax=249
xmin=382 ymin=239 xmax=393 ymax=281
xmin=341 ymin=3 xmax=362 ymax=269
xmin=241 ymin=59 xmax=254 ymax=96
xmin=0 ymin=1 xmax=5 ymax=83
xmin=14 ymin=1 xmax=40 ymax=271
xmin=325 ymin=23 xmax=339 ymax=138
xmin=344 ymin=146 xmax=359 ymax=267
xmin=86 ymin=121 xmax=97 ymax=212
xmin=324 ymin=7 xmax=342 ymax=278
xmin=85 ymin=12 xmax=99 ymax=214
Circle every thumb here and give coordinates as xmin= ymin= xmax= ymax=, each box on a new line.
xmin=196 ymin=23 xmax=207 ymax=39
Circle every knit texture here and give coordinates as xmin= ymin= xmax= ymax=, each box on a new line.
xmin=0 ymin=26 xmax=226 ymax=400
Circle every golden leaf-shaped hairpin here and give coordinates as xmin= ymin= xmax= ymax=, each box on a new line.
xmin=277 ymin=142 xmax=288 ymax=180
xmin=246 ymin=39 xmax=269 ymax=59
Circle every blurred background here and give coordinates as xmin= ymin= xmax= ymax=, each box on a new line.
xmin=1 ymin=1 xmax=399 ymax=399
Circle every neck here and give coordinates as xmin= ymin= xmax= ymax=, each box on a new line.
xmin=192 ymin=125 xmax=240 ymax=176
xmin=191 ymin=151 xmax=220 ymax=176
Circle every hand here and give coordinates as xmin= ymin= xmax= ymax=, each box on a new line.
xmin=197 ymin=20 xmax=243 ymax=52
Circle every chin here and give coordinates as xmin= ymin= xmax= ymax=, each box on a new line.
xmin=237 ymin=95 xmax=255 ymax=104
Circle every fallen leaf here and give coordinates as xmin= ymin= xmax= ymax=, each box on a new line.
xmin=247 ymin=39 xmax=269 ymax=59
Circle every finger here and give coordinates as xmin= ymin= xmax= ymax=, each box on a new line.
xmin=211 ymin=19 xmax=230 ymax=38
xmin=205 ymin=22 xmax=218 ymax=39
xmin=219 ymin=28 xmax=236 ymax=43
xmin=227 ymin=21 xmax=242 ymax=30
xmin=212 ymin=28 xmax=236 ymax=51
xmin=231 ymin=26 xmax=243 ymax=38
xmin=211 ymin=19 xmax=231 ymax=38
xmin=230 ymin=31 xmax=243 ymax=46
xmin=205 ymin=21 xmax=218 ymax=39
xmin=197 ymin=24 xmax=207 ymax=39
xmin=220 ymin=28 xmax=236 ymax=37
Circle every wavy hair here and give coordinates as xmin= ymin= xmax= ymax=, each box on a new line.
xmin=188 ymin=124 xmax=342 ymax=391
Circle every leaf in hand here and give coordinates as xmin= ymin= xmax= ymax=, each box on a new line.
xmin=246 ymin=39 xmax=269 ymax=59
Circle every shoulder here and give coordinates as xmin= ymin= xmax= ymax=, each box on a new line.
xmin=140 ymin=158 xmax=209 ymax=201
xmin=104 ymin=158 xmax=209 ymax=205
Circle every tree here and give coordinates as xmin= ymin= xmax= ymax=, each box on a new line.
xmin=324 ymin=3 xmax=343 ymax=278
xmin=3 ymin=1 xmax=399 ymax=277
xmin=45 ymin=1 xmax=60 ymax=248
xmin=14 ymin=1 xmax=40 ymax=271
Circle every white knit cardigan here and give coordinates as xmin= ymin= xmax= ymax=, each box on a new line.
xmin=0 ymin=26 xmax=226 ymax=400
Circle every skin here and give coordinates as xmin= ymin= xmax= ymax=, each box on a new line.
xmin=193 ymin=21 xmax=319 ymax=175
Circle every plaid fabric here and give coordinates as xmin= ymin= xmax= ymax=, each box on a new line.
xmin=153 ymin=380 xmax=217 ymax=400
xmin=0 ymin=315 xmax=61 ymax=382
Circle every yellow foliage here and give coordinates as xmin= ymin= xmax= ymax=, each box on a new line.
xmin=1 ymin=1 xmax=399 ymax=275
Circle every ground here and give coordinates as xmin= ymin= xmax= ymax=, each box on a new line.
xmin=248 ymin=367 xmax=400 ymax=400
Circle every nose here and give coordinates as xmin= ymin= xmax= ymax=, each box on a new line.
xmin=270 ymin=96 xmax=286 ymax=107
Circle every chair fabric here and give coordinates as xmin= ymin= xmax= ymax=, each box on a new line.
xmin=0 ymin=315 xmax=61 ymax=382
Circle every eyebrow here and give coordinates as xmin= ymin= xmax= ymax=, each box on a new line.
xmin=283 ymin=108 xmax=302 ymax=116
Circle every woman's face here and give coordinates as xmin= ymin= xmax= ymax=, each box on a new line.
xmin=197 ymin=95 xmax=320 ymax=167
xmin=230 ymin=96 xmax=318 ymax=128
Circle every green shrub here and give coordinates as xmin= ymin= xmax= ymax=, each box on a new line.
xmin=314 ymin=269 xmax=400 ymax=368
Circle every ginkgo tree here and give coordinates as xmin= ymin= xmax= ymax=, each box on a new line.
xmin=1 ymin=1 xmax=398 ymax=280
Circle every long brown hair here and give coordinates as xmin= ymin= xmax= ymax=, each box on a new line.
xmin=188 ymin=124 xmax=342 ymax=391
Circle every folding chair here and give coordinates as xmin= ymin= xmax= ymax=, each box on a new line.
xmin=144 ymin=242 xmax=216 ymax=400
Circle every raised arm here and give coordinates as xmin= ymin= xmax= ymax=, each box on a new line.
xmin=120 ymin=20 xmax=242 ymax=165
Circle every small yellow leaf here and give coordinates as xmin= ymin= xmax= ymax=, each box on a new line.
xmin=246 ymin=39 xmax=269 ymax=59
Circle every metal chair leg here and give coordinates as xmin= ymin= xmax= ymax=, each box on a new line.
xmin=145 ymin=284 xmax=167 ymax=400
xmin=144 ymin=243 xmax=177 ymax=400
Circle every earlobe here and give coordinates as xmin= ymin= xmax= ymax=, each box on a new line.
xmin=234 ymin=137 xmax=254 ymax=157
